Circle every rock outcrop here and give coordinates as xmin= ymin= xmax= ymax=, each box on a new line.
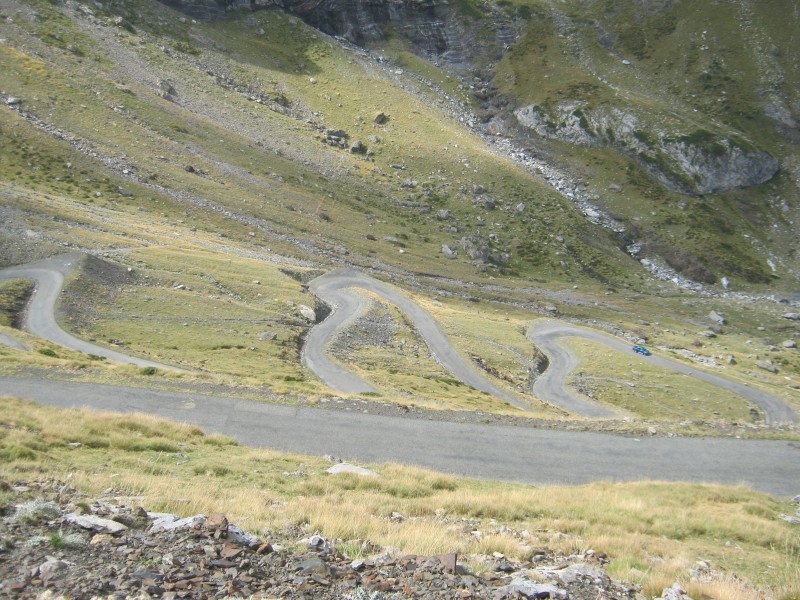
xmin=515 ymin=103 xmax=779 ymax=194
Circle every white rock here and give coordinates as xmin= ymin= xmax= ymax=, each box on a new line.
xmin=149 ymin=514 xmax=206 ymax=532
xmin=326 ymin=463 xmax=377 ymax=477
xmin=39 ymin=558 xmax=70 ymax=579
xmin=496 ymin=578 xmax=567 ymax=599
xmin=299 ymin=305 xmax=316 ymax=321
xmin=65 ymin=514 xmax=127 ymax=534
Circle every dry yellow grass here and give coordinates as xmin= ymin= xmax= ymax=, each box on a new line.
xmin=1 ymin=396 xmax=798 ymax=598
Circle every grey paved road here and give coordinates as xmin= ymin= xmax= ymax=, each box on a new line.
xmin=529 ymin=321 xmax=797 ymax=425
xmin=305 ymin=269 xmax=527 ymax=410
xmin=1 ymin=376 xmax=798 ymax=498
xmin=0 ymin=255 xmax=184 ymax=371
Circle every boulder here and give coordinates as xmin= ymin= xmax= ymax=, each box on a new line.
xmin=436 ymin=209 xmax=451 ymax=220
xmin=65 ymin=514 xmax=128 ymax=535
xmin=708 ymin=311 xmax=725 ymax=326
xmin=299 ymin=305 xmax=316 ymax=321
xmin=782 ymin=313 xmax=800 ymax=321
xmin=442 ymin=244 xmax=458 ymax=259
xmin=460 ymin=236 xmax=489 ymax=262
xmin=350 ymin=140 xmax=367 ymax=154
xmin=757 ymin=360 xmax=778 ymax=373
xmin=783 ymin=340 xmax=796 ymax=349
xmin=158 ymin=80 xmax=178 ymax=102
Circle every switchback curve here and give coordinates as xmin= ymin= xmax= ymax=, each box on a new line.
xmin=0 ymin=254 xmax=185 ymax=372
xmin=304 ymin=269 xmax=528 ymax=410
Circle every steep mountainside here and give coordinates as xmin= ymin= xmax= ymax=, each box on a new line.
xmin=2 ymin=0 xmax=798 ymax=291
xmin=178 ymin=0 xmax=800 ymax=289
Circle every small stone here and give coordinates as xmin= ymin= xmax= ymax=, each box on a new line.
xmin=437 ymin=552 xmax=457 ymax=573
xmin=90 ymin=533 xmax=115 ymax=545
xmin=778 ymin=514 xmax=800 ymax=524
xmin=38 ymin=558 xmax=69 ymax=580
xmin=298 ymin=556 xmax=330 ymax=576
xmin=351 ymin=559 xmax=366 ymax=571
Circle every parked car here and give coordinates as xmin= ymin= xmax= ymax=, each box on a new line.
xmin=632 ymin=345 xmax=651 ymax=356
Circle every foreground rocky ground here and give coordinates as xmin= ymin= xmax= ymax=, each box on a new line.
xmin=0 ymin=478 xmax=691 ymax=599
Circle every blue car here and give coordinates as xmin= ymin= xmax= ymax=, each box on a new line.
xmin=632 ymin=345 xmax=651 ymax=356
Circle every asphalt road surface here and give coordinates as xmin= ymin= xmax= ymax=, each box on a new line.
xmin=0 ymin=255 xmax=184 ymax=371
xmin=1 ymin=376 xmax=798 ymax=498
xmin=305 ymin=269 xmax=526 ymax=410
xmin=529 ymin=320 xmax=797 ymax=425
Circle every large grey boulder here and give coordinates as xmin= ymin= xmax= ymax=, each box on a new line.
xmin=460 ymin=235 xmax=489 ymax=262
xmin=66 ymin=514 xmax=128 ymax=534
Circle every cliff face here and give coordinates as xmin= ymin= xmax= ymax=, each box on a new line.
xmin=164 ymin=0 xmax=519 ymax=73
xmin=514 ymin=103 xmax=780 ymax=195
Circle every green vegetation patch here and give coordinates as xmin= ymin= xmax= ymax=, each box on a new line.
xmin=0 ymin=280 xmax=34 ymax=328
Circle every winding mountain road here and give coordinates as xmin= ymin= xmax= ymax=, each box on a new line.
xmin=1 ymin=257 xmax=798 ymax=496
xmin=306 ymin=270 xmax=796 ymax=424
xmin=528 ymin=321 xmax=797 ymax=425
xmin=304 ymin=269 xmax=526 ymax=410
xmin=0 ymin=255 xmax=183 ymax=371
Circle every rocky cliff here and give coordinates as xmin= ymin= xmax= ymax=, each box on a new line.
xmin=163 ymin=0 xmax=520 ymax=73
xmin=514 ymin=102 xmax=780 ymax=194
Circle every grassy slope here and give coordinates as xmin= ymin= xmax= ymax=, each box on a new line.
xmin=0 ymin=0 xmax=797 ymax=425
xmin=1 ymin=397 xmax=798 ymax=599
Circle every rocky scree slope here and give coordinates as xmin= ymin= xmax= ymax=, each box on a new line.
xmin=0 ymin=479 xmax=652 ymax=599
